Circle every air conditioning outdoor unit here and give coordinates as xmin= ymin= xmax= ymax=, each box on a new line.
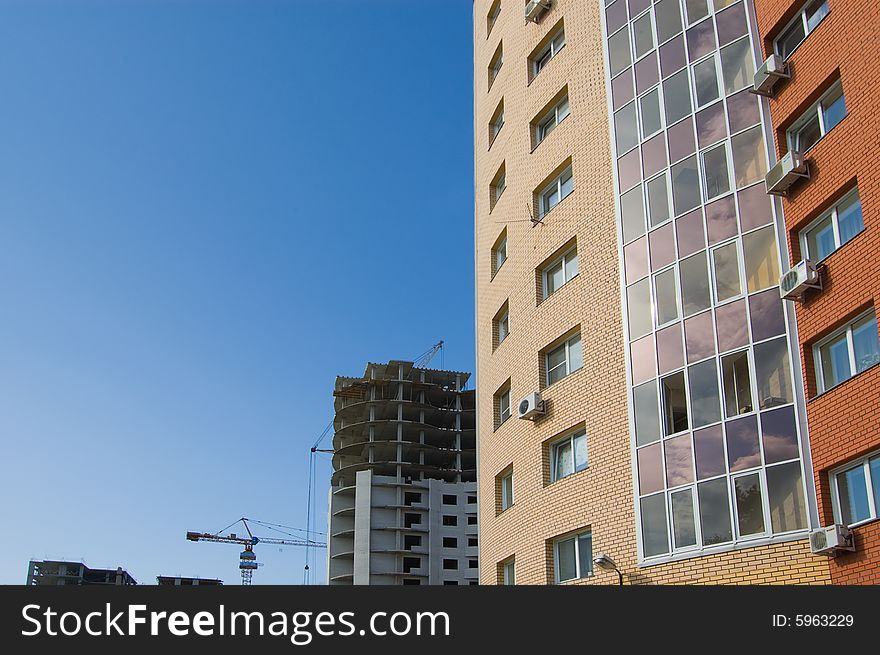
xmin=810 ymin=524 xmax=855 ymax=556
xmin=525 ymin=0 xmax=551 ymax=23
xmin=518 ymin=392 xmax=545 ymax=420
xmin=765 ymin=150 xmax=809 ymax=196
xmin=752 ymin=54 xmax=790 ymax=97
xmin=779 ymin=259 xmax=821 ymax=301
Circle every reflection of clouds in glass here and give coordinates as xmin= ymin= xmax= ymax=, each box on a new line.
xmin=716 ymin=300 xmax=748 ymax=352
xmin=694 ymin=425 xmax=725 ymax=479
xmin=761 ymin=406 xmax=799 ymax=464
xmin=726 ymin=416 xmax=760 ymax=472
xmin=749 ymin=290 xmax=785 ymax=342
xmin=665 ymin=435 xmax=693 ymax=486
xmin=686 ymin=312 xmax=715 ymax=363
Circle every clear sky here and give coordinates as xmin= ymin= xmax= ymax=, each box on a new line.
xmin=0 ymin=0 xmax=474 ymax=585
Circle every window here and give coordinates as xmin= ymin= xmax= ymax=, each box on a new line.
xmin=721 ymin=350 xmax=753 ymax=417
xmin=832 ymin=452 xmax=880 ymax=526
xmin=500 ymin=470 xmax=514 ymax=511
xmin=490 ymin=163 xmax=506 ymax=210
xmin=701 ymin=143 xmax=730 ymax=201
xmin=633 ymin=11 xmax=655 ymax=60
xmin=492 ymin=231 xmax=507 ymax=276
xmin=442 ymin=494 xmax=457 ymax=505
xmin=443 ymin=559 xmax=458 ymax=570
xmin=468 ymin=536 xmax=478 ymax=547
xmin=402 ymin=578 xmax=420 ymax=585
xmin=692 ymin=54 xmax=720 ymax=109
xmin=661 ymin=371 xmax=689 ymax=436
xmin=546 ymin=333 xmax=583 ymax=385
xmin=442 ymin=515 xmax=458 ymax=527
xmin=787 ymin=81 xmax=846 ymax=153
xmin=775 ymin=0 xmax=829 ymax=59
xmin=403 ymin=557 xmax=421 ymax=573
xmin=502 ymin=558 xmax=515 ymax=585
xmin=495 ymin=306 xmax=510 ymax=346
xmin=467 ymin=515 xmax=477 ymax=525
xmin=488 ymin=44 xmax=503 ymax=89
xmin=442 ymin=537 xmax=457 ymax=548
xmin=639 ymin=88 xmax=662 ymax=140
xmin=538 ymin=166 xmax=574 ymax=217
xmin=487 ymin=0 xmax=501 ymax=37
xmin=497 ymin=387 xmax=511 ymax=426
xmin=467 ymin=495 xmax=477 ymax=504
xmin=815 ymin=310 xmax=880 ymax=392
xmin=404 ymin=492 xmax=421 ymax=506
xmin=550 ymin=428 xmax=588 ymax=482
xmin=655 ymin=267 xmax=679 ymax=326
xmin=711 ymin=240 xmax=742 ymax=302
xmin=533 ymin=26 xmax=565 ymax=78
xmin=801 ymin=190 xmax=864 ymax=261
xmin=554 ymin=531 xmax=592 ymax=583
xmin=536 ymin=95 xmax=570 ymax=145
xmin=489 ymin=100 xmax=505 ymax=145
xmin=404 ymin=512 xmax=421 ymax=528
xmin=468 ymin=559 xmax=478 ymax=568
xmin=404 ymin=535 xmax=422 ymax=550
xmin=542 ymin=246 xmax=579 ymax=298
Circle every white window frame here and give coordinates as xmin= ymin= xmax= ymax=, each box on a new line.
xmin=700 ymin=142 xmax=733 ymax=202
xmin=730 ymin=469 xmax=771 ymax=541
xmin=487 ymin=0 xmax=501 ymax=37
xmin=799 ymin=189 xmax=863 ymax=262
xmin=786 ymin=81 xmax=846 ymax=153
xmin=638 ymin=86 xmax=664 ymax=141
xmin=545 ymin=333 xmax=582 ymax=386
xmin=553 ymin=531 xmax=592 ymax=583
xmin=490 ymin=108 xmax=505 ymax=143
xmin=690 ymin=52 xmax=722 ymax=111
xmin=489 ymin=47 xmax=503 ymax=88
xmin=539 ymin=166 xmax=574 ymax=217
xmin=652 ymin=264 xmax=681 ymax=328
xmin=494 ymin=235 xmax=507 ymax=274
xmin=542 ymin=246 xmax=578 ymax=298
xmin=720 ymin=348 xmax=755 ymax=419
xmin=773 ymin=0 xmax=829 ymax=60
xmin=502 ymin=558 xmax=515 ymax=585
xmin=533 ymin=28 xmax=566 ymax=78
xmin=813 ymin=309 xmax=880 ymax=393
xmin=830 ymin=451 xmax=880 ymax=528
xmin=497 ymin=309 xmax=509 ymax=345
xmin=550 ymin=428 xmax=588 ymax=482
xmin=709 ymin=237 xmax=745 ymax=305
xmin=631 ymin=7 xmax=656 ymax=62
xmin=536 ymin=96 xmax=570 ymax=145
xmin=500 ymin=471 xmax=514 ymax=511
xmin=498 ymin=388 xmax=511 ymax=424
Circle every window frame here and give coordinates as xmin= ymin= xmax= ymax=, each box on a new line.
xmin=550 ymin=428 xmax=588 ymax=483
xmin=493 ymin=234 xmax=508 ymax=275
xmin=830 ymin=451 xmax=880 ymax=528
xmin=545 ymin=332 xmax=583 ymax=386
xmin=690 ymin=51 xmax=722 ymax=111
xmin=553 ymin=531 xmax=592 ymax=584
xmin=500 ymin=470 xmax=514 ymax=511
xmin=542 ymin=246 xmax=579 ymax=299
xmin=786 ymin=81 xmax=846 ymax=154
xmin=488 ymin=44 xmax=504 ymax=89
xmin=539 ymin=166 xmax=574 ymax=217
xmin=536 ymin=95 xmax=571 ymax=145
xmin=502 ymin=558 xmax=515 ymax=585
xmin=486 ymin=0 xmax=501 ymax=38
xmin=709 ymin=238 xmax=745 ymax=305
xmin=773 ymin=0 xmax=830 ymax=60
xmin=497 ymin=309 xmax=509 ymax=344
xmin=498 ymin=388 xmax=511 ymax=425
xmin=813 ymin=309 xmax=880 ymax=394
xmin=489 ymin=101 xmax=505 ymax=146
xmin=533 ymin=28 xmax=566 ymax=78
xmin=799 ymin=188 xmax=863 ymax=262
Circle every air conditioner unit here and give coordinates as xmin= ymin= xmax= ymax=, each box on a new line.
xmin=810 ymin=524 xmax=855 ymax=556
xmin=525 ymin=0 xmax=551 ymax=23
xmin=765 ymin=150 xmax=809 ymax=196
xmin=517 ymin=392 xmax=545 ymax=420
xmin=779 ymin=259 xmax=821 ymax=301
xmin=752 ymin=54 xmax=790 ymax=97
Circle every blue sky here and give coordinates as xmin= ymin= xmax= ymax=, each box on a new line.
xmin=0 ymin=0 xmax=474 ymax=585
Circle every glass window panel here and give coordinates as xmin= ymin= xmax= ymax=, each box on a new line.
xmin=577 ymin=533 xmax=593 ymax=578
xmin=560 ymin=169 xmax=574 ymax=198
xmin=638 ymin=443 xmax=664 ymax=495
xmin=712 ymin=241 xmax=741 ymax=302
xmin=726 ymin=415 xmax=761 ymax=472
xmin=640 ymin=492 xmax=670 ymax=557
xmin=606 ymin=1 xmax=627 ymax=35
xmin=625 ymin=237 xmax=649 ymax=283
xmin=716 ymin=2 xmax=748 ymax=46
xmin=715 ymin=298 xmax=749 ymax=352
xmin=837 ymin=464 xmax=869 ymax=525
xmin=574 ymin=432 xmax=588 ymax=471
xmin=615 ymin=102 xmax=639 ymax=153
xmin=689 ymin=358 xmax=722 ymax=428
xmin=676 ymin=208 xmax=705 ymax=258
xmin=871 ymin=457 xmax=880 ymax=520
xmin=628 ymin=0 xmax=651 ymax=15
xmin=634 ymin=12 xmax=654 ymax=59
xmin=738 ymin=183 xmax=774 ymax=232
xmin=569 ymin=334 xmax=583 ymax=373
xmin=655 ymin=0 xmax=683 ymax=43
xmin=685 ymin=311 xmax=715 ymax=363
xmin=657 ymin=323 xmax=684 ymax=374
xmin=687 ymin=18 xmax=716 ymax=61
xmin=836 ymin=193 xmax=864 ymax=245
xmin=706 ymin=195 xmax=737 ymax=245
xmin=776 ymin=18 xmax=805 ymax=59
xmin=819 ymin=333 xmax=851 ymax=390
xmin=731 ymin=126 xmax=766 ymax=188
xmin=702 ymin=143 xmax=731 ymax=200
xmin=793 ymin=113 xmax=821 ymax=152
xmin=685 ymin=0 xmax=709 ymax=25
xmin=556 ymin=537 xmax=577 ymax=582
xmin=621 ymin=185 xmax=646 ymax=243
xmin=754 ymin=337 xmax=793 ymax=409
xmin=647 ymin=174 xmax=671 ymax=226
xmin=749 ymin=289 xmax=786 ymax=342
xmin=822 ymin=84 xmax=846 ymax=133
xmin=634 ymin=381 xmax=661 ymax=445
xmin=668 ymin=116 xmax=696 ymax=164
xmin=665 ymin=434 xmax=694 ymax=487
xmin=852 ymin=313 xmax=880 ymax=373
xmin=659 ymin=34 xmax=687 ymax=78
xmin=726 ymin=88 xmax=761 ymax=134
xmin=609 ymin=28 xmax=632 ymax=76
xmin=806 ymin=0 xmax=830 ymax=30
xmin=696 ymin=102 xmax=726 ymax=148
xmin=805 ymin=215 xmax=835 ymax=261
xmin=698 ymin=478 xmax=733 ymax=545
xmin=694 ymin=425 xmax=726 ymax=480
xmin=655 ymin=268 xmax=679 ymax=325
xmin=547 ymin=344 xmax=567 ymax=384
xmin=554 ymin=440 xmax=574 ymax=480
xmin=671 ymin=156 xmax=701 ymax=216
xmin=631 ymin=334 xmax=657 ymax=385
xmin=640 ymin=89 xmax=663 ymax=138
xmin=546 ymin=260 xmax=564 ymax=295
xmin=761 ymin=405 xmax=799 ymax=464
xmin=661 ymin=371 xmax=689 ymax=435
xmin=619 ymin=146 xmax=642 ymax=192
xmin=722 ymin=350 xmax=753 ymax=417
xmin=643 ymin=133 xmax=668 ymax=177
xmin=680 ymin=251 xmax=712 ymax=317
xmin=767 ymin=461 xmax=807 ymax=532
xmin=635 ymin=52 xmax=660 ymax=95
xmin=743 ymin=226 xmax=780 ymax=293
xmin=671 ymin=489 xmax=697 ymax=548
xmin=693 ymin=56 xmax=719 ymax=107
xmin=720 ymin=37 xmax=753 ymax=94
xmin=627 ymin=278 xmax=653 ymax=339
xmin=734 ymin=473 xmax=766 ymax=536
xmin=612 ymin=68 xmax=635 ymax=110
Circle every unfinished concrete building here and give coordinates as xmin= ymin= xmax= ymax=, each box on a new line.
xmin=157 ymin=576 xmax=223 ymax=586
xmin=327 ymin=361 xmax=478 ymax=585
xmin=27 ymin=560 xmax=137 ymax=586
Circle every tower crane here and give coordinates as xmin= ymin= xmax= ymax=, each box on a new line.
xmin=413 ymin=340 xmax=444 ymax=368
xmin=186 ymin=517 xmax=326 ymax=585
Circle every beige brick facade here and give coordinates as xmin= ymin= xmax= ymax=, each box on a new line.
xmin=473 ymin=0 xmax=830 ymax=586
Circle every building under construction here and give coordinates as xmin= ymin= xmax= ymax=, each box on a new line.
xmin=327 ymin=360 xmax=478 ymax=585
xmin=27 ymin=560 xmax=137 ymax=586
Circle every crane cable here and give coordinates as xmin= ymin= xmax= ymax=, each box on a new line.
xmin=305 ymin=420 xmax=333 ymax=584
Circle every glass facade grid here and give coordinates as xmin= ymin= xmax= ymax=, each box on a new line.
xmin=606 ymin=0 xmax=810 ymax=561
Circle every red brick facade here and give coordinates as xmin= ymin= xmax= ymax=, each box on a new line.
xmin=754 ymin=0 xmax=880 ymax=583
